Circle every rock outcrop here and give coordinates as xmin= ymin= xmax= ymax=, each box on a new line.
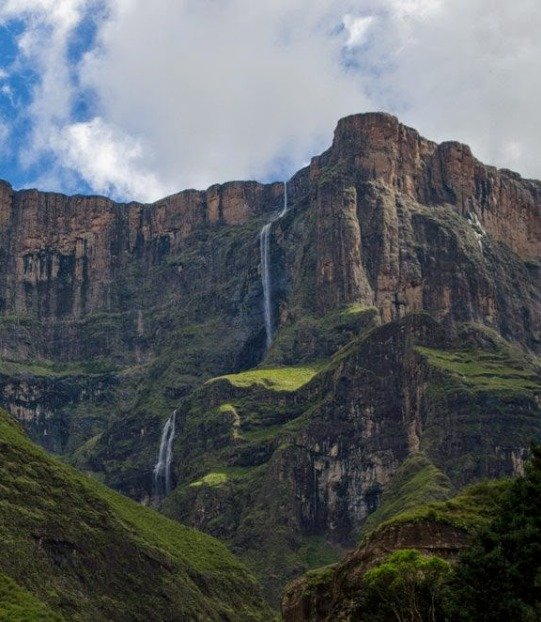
xmin=294 ymin=113 xmax=540 ymax=348
xmin=282 ymin=521 xmax=470 ymax=622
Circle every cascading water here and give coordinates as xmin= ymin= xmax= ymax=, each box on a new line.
xmin=153 ymin=410 xmax=177 ymax=500
xmin=260 ymin=181 xmax=288 ymax=350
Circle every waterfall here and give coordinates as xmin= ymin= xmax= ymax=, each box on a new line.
xmin=153 ymin=410 xmax=177 ymax=499
xmin=260 ymin=181 xmax=288 ymax=350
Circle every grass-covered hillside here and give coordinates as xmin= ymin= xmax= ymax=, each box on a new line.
xmin=0 ymin=408 xmax=272 ymax=621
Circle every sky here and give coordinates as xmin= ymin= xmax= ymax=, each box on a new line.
xmin=0 ymin=0 xmax=539 ymax=203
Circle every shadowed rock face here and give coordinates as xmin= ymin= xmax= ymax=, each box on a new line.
xmin=0 ymin=112 xmax=539 ymax=605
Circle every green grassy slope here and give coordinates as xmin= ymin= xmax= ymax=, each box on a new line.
xmin=0 ymin=572 xmax=62 ymax=621
xmin=210 ymin=363 xmax=324 ymax=392
xmin=371 ymin=478 xmax=512 ymax=536
xmin=0 ymin=409 xmax=271 ymax=621
xmin=360 ymin=453 xmax=453 ymax=539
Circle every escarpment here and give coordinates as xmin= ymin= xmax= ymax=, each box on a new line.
xmin=0 ymin=112 xmax=539 ymax=606
xmin=0 ymin=113 xmax=538 ymax=363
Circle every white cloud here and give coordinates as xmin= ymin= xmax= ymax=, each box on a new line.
xmin=53 ymin=117 xmax=166 ymax=201
xmin=343 ymin=14 xmax=374 ymax=48
xmin=1 ymin=0 xmax=540 ymax=201
xmin=79 ymin=0 xmax=371 ymax=196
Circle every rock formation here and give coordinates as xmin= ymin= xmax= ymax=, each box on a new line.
xmin=0 ymin=112 xmax=539 ymax=605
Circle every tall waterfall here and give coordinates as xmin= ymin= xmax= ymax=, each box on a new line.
xmin=153 ymin=410 xmax=177 ymax=500
xmin=260 ymin=181 xmax=288 ymax=350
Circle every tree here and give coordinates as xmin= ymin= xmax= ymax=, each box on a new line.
xmin=449 ymin=445 xmax=541 ymax=621
xmin=362 ymin=549 xmax=452 ymax=622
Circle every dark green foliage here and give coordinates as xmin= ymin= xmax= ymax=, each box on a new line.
xmin=448 ymin=445 xmax=541 ymax=621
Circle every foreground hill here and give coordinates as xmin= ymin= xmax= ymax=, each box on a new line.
xmin=0 ymin=408 xmax=271 ymax=621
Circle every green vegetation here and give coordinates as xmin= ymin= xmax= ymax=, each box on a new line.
xmin=376 ymin=478 xmax=511 ymax=534
xmin=187 ymin=475 xmax=218 ymax=490
xmin=362 ymin=550 xmax=452 ymax=622
xmin=0 ymin=357 xmax=118 ymax=378
xmin=266 ymin=304 xmax=378 ymax=366
xmin=447 ymin=444 xmax=541 ymax=621
xmin=301 ymin=564 xmax=338 ymax=593
xmin=297 ymin=537 xmax=342 ymax=570
xmin=416 ymin=346 xmax=540 ymax=393
xmin=361 ymin=453 xmax=453 ymax=539
xmin=0 ymin=408 xmax=271 ymax=621
xmin=210 ymin=363 xmax=325 ymax=392
xmin=0 ymin=573 xmax=62 ymax=621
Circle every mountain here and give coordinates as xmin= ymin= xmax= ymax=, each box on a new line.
xmin=0 ymin=112 xmax=539 ymax=605
xmin=0 ymin=407 xmax=271 ymax=620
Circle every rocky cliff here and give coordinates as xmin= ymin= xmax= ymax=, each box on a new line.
xmin=161 ymin=314 xmax=540 ymax=602
xmin=0 ymin=112 xmax=539 ymax=605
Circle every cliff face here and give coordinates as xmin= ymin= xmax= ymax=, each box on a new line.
xmin=161 ymin=315 xmax=539 ymax=604
xmin=296 ymin=113 xmax=540 ymax=346
xmin=0 ymin=113 xmax=538 ymax=363
xmin=0 ymin=179 xmax=284 ymax=360
xmin=0 ymin=112 xmax=539 ymax=605
xmin=326 ymin=113 xmax=540 ymax=259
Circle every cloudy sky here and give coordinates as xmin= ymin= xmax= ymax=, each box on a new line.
xmin=0 ymin=0 xmax=539 ymax=202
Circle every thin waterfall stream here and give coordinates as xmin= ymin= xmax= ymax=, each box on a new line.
xmin=260 ymin=181 xmax=288 ymax=350
xmin=153 ymin=410 xmax=177 ymax=500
